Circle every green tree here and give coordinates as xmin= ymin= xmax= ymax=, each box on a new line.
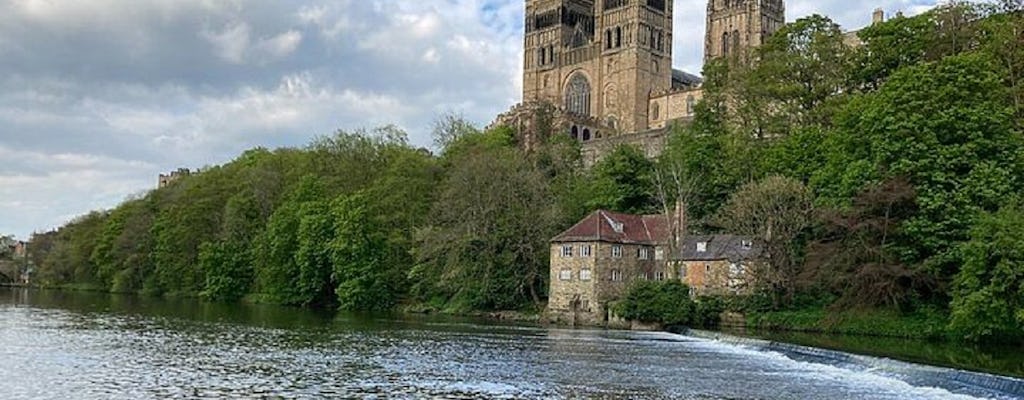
xmin=715 ymin=176 xmax=814 ymax=304
xmin=585 ymin=145 xmax=657 ymax=214
xmin=949 ymin=202 xmax=1024 ymax=341
xmin=413 ymin=138 xmax=558 ymax=311
xmin=817 ymin=53 xmax=1024 ymax=280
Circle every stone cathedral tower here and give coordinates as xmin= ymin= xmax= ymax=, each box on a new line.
xmin=704 ymin=0 xmax=785 ymax=61
xmin=522 ymin=0 xmax=674 ymax=136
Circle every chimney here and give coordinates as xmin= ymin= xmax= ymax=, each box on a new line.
xmin=873 ymin=8 xmax=885 ymax=24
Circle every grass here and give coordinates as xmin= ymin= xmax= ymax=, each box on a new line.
xmin=748 ymin=307 xmax=952 ymax=340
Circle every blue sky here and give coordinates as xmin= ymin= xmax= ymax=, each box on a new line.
xmin=0 ymin=0 xmax=958 ymax=239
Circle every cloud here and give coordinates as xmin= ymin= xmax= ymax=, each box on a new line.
xmin=0 ymin=0 xmax=958 ymax=239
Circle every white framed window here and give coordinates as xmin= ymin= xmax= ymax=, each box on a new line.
xmin=643 ymin=272 xmax=651 ymax=281
xmin=697 ymin=242 xmax=708 ymax=253
xmin=581 ymin=245 xmax=593 ymax=257
xmin=612 ymin=245 xmax=623 ymax=258
xmin=655 ymin=271 xmax=666 ymax=281
xmin=561 ymin=245 xmax=573 ymax=258
xmin=638 ymin=247 xmax=650 ymax=260
xmin=559 ymin=269 xmax=572 ymax=281
xmin=655 ymin=247 xmax=665 ymax=261
xmin=580 ymin=269 xmax=592 ymax=281
xmin=611 ymin=269 xmax=623 ymax=282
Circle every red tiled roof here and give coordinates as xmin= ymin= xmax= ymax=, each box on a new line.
xmin=551 ymin=210 xmax=669 ymax=245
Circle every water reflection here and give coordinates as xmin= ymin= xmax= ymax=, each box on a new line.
xmin=0 ymin=288 xmax=1020 ymax=400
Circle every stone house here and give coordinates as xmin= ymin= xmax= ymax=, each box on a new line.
xmin=677 ymin=235 xmax=762 ymax=296
xmin=548 ymin=209 xmax=678 ymax=326
xmin=547 ymin=206 xmax=765 ymax=326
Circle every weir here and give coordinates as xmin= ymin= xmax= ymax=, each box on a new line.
xmin=679 ymin=328 xmax=1024 ymax=399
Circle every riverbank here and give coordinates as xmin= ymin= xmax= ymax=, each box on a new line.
xmin=746 ymin=308 xmax=953 ymax=340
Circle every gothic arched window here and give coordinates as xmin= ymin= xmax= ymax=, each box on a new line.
xmin=565 ymin=73 xmax=591 ymax=116
xmin=722 ymin=32 xmax=730 ymax=55
xmin=686 ymin=95 xmax=695 ymax=115
xmin=615 ymin=27 xmax=622 ymax=48
xmin=651 ymin=102 xmax=661 ymax=120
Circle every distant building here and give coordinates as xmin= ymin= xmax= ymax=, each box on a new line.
xmin=12 ymin=241 xmax=26 ymax=259
xmin=547 ymin=207 xmax=764 ymax=326
xmin=158 ymin=168 xmax=192 ymax=188
xmin=503 ymin=1 xmax=888 ymax=166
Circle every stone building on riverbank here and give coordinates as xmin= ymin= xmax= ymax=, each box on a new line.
xmin=547 ymin=207 xmax=763 ymax=326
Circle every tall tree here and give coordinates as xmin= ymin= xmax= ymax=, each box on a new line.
xmin=715 ymin=176 xmax=814 ymax=304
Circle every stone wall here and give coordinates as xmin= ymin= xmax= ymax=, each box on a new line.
xmin=547 ymin=241 xmax=669 ymax=327
xmin=580 ymin=127 xmax=671 ymax=167
xmin=681 ymin=259 xmax=757 ymax=296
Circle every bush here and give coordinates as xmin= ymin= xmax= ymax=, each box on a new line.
xmin=614 ymin=281 xmax=722 ymax=328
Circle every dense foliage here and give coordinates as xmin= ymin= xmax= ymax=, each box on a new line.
xmin=658 ymin=3 xmax=1024 ymax=342
xmin=26 ymin=2 xmax=1024 ymax=342
xmin=614 ymin=281 xmax=724 ymax=328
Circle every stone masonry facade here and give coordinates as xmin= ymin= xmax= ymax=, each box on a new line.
xmin=504 ymin=0 xmax=786 ymax=164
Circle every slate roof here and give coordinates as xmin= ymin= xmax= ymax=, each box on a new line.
xmin=678 ymin=235 xmax=763 ymax=262
xmin=551 ymin=210 xmax=668 ymax=245
xmin=672 ymin=69 xmax=704 ymax=89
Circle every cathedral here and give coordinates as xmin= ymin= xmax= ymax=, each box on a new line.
xmin=501 ymin=0 xmax=786 ymax=165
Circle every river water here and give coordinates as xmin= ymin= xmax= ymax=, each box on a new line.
xmin=0 ymin=288 xmax=1021 ymax=400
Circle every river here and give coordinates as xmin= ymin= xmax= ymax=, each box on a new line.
xmin=0 ymin=288 xmax=1021 ymax=399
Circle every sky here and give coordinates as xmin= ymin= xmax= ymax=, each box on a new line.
xmin=0 ymin=0 xmax=951 ymax=239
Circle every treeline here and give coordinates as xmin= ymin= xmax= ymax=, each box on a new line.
xmin=27 ymin=114 xmax=649 ymax=313
xmin=29 ymin=2 xmax=1024 ymax=341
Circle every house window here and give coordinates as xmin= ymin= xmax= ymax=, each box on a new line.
xmin=680 ymin=266 xmax=688 ymax=278
xmin=655 ymin=247 xmax=665 ymax=261
xmin=730 ymin=263 xmax=744 ymax=277
xmin=611 ymin=269 xmax=623 ymax=282
xmin=638 ymin=247 xmax=650 ymax=260
xmin=655 ymin=271 xmax=666 ymax=281
xmin=562 ymin=245 xmax=573 ymax=257
xmin=612 ymin=245 xmax=623 ymax=258
xmin=705 ymin=264 xmax=712 ymax=273
xmin=697 ymin=242 xmax=708 ymax=253
xmin=581 ymin=245 xmax=593 ymax=257
xmin=580 ymin=269 xmax=592 ymax=281
xmin=643 ymin=272 xmax=651 ymax=281
xmin=559 ymin=269 xmax=572 ymax=281
xmin=686 ymin=95 xmax=695 ymax=115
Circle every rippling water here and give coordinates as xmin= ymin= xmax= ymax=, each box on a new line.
xmin=0 ymin=288 xmax=1019 ymax=399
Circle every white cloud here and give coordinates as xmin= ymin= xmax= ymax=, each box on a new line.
xmin=256 ymin=30 xmax=304 ymax=60
xmin=203 ymin=21 xmax=252 ymax=64
xmin=0 ymin=0 xmax=961 ymax=239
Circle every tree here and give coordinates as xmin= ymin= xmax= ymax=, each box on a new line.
xmin=818 ymin=52 xmax=1024 ymax=282
xmin=715 ymin=176 xmax=814 ymax=304
xmin=949 ymin=202 xmax=1024 ymax=341
xmin=804 ymin=178 xmax=934 ymax=309
xmin=584 ymin=145 xmax=657 ymax=214
xmin=412 ymin=140 xmax=559 ymax=311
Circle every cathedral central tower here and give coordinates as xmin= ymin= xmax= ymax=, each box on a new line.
xmin=522 ymin=0 xmax=674 ymax=135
